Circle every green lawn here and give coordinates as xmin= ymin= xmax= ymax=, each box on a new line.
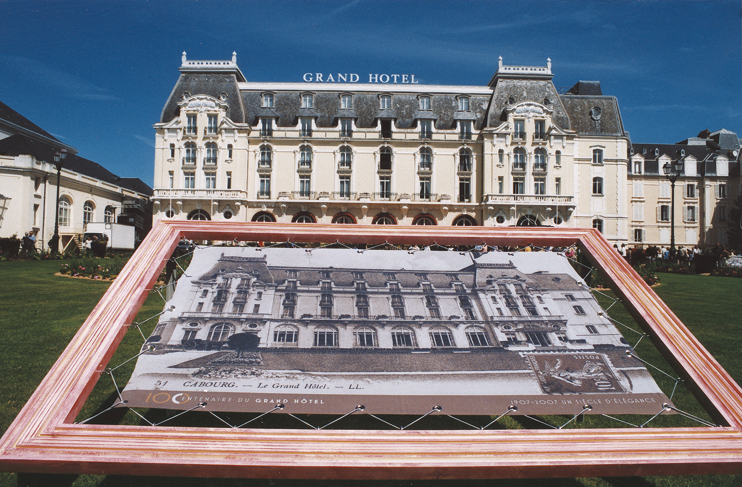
xmin=0 ymin=260 xmax=740 ymax=486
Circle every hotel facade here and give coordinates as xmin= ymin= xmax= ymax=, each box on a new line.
xmin=152 ymin=54 xmax=740 ymax=247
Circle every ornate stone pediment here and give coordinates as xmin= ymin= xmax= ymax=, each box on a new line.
xmin=505 ymin=102 xmax=553 ymax=118
xmin=178 ymin=95 xmax=229 ymax=112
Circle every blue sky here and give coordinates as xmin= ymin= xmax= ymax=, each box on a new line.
xmin=1 ymin=0 xmax=740 ymax=187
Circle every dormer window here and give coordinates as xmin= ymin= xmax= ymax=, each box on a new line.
xmin=341 ymin=94 xmax=352 ymax=109
xmin=458 ymin=96 xmax=470 ymax=111
xmin=419 ymin=96 xmax=431 ymax=110
xmin=380 ymin=94 xmax=392 ymax=109
xmin=301 ymin=93 xmax=314 ymax=109
xmin=262 ymin=93 xmax=274 ymax=108
xmin=633 ymin=161 xmax=642 ymax=174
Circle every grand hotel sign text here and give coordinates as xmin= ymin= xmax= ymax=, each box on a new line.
xmin=303 ymin=73 xmax=419 ymax=84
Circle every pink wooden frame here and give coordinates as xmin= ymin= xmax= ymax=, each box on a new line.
xmin=1 ymin=221 xmax=741 ymax=479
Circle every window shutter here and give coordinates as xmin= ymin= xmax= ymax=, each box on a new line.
xmin=656 ymin=206 xmax=661 ymax=222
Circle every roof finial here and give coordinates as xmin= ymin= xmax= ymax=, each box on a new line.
xmin=498 ymin=56 xmax=503 ymax=69
xmin=547 ymin=57 xmax=552 ymax=72
xmin=232 ymin=51 xmax=237 ymax=64
xmin=182 ymin=51 xmax=187 ymax=64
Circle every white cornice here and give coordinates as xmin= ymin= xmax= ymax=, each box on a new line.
xmin=237 ymin=82 xmax=493 ymax=95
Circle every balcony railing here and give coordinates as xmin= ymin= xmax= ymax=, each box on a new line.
xmin=331 ymin=191 xmax=357 ymax=200
xmin=512 ymin=132 xmax=526 ymax=141
xmin=154 ymin=189 xmax=247 ymax=200
xmin=411 ymin=193 xmax=438 ymax=202
xmin=291 ymin=191 xmax=318 ymax=199
xmin=484 ymin=194 xmax=575 ymax=205
xmin=182 ymin=157 xmax=196 ymax=167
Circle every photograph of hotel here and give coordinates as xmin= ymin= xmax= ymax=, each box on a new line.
xmin=122 ymin=248 xmax=668 ymax=416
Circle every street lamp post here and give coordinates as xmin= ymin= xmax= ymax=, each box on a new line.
xmin=663 ymin=158 xmax=684 ymax=258
xmin=48 ymin=149 xmax=67 ymax=255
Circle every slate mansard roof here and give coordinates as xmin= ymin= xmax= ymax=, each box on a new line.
xmin=630 ymin=128 xmax=741 ymax=177
xmin=0 ymin=100 xmax=152 ymax=196
xmin=159 ymin=55 xmax=627 ymax=139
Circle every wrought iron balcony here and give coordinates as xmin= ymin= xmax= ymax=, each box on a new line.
xmin=483 ymin=194 xmax=575 ymax=206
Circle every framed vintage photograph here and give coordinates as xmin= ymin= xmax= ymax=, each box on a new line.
xmin=1 ymin=221 xmax=741 ymax=479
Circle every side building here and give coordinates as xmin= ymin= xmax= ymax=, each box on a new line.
xmin=628 ymin=129 xmax=741 ymax=248
xmin=0 ymin=101 xmax=153 ymax=251
xmin=152 ymin=54 xmax=630 ymax=242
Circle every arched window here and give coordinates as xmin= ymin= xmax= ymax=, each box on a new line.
xmin=513 ymin=148 xmax=526 ymax=171
xmin=379 ymin=147 xmax=392 ymax=171
xmin=332 ymin=212 xmax=356 ymax=224
xmin=593 ymin=149 xmax=604 ymax=165
xmin=299 ymin=145 xmax=312 ymax=168
xmin=205 ymin=142 xmax=218 ymax=164
xmin=292 ymin=211 xmax=316 ymax=223
xmin=187 ymin=209 xmax=211 ymax=221
xmin=429 ymin=326 xmax=455 ymax=347
xmin=372 ymin=213 xmax=397 ymax=225
xmin=452 ymin=215 xmax=477 ymax=226
xmin=391 ymin=326 xmax=417 ymax=348
xmin=592 ymin=177 xmax=604 ymax=195
xmin=458 ymin=148 xmax=472 ymax=172
xmin=517 ymin=215 xmax=540 ymax=227
xmin=339 ymin=146 xmax=352 ymax=169
xmin=58 ymin=196 xmax=71 ymax=227
xmin=313 ymin=325 xmax=338 ymax=347
xmin=259 ymin=145 xmax=272 ymax=167
xmin=419 ymin=147 xmax=432 ymax=170
xmin=252 ymin=211 xmax=276 ymax=222
xmin=353 ymin=325 xmax=377 ymax=347
xmin=184 ymin=142 xmax=197 ymax=164
xmin=465 ymin=326 xmax=491 ymax=347
xmin=83 ymin=201 xmax=94 ymax=226
xmin=412 ymin=214 xmax=436 ymax=225
xmin=104 ymin=205 xmax=115 ymax=223
xmin=534 ymin=149 xmax=547 ymax=171
xmin=207 ymin=323 xmax=233 ymax=342
xmin=273 ymin=324 xmax=298 ymax=346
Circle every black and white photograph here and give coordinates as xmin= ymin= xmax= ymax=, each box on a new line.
xmin=122 ymin=247 xmax=671 ymax=415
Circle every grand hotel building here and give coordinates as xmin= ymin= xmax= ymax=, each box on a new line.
xmin=152 ymin=54 xmax=740 ymax=247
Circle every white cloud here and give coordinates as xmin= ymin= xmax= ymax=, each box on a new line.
xmin=0 ymin=54 xmax=122 ymax=102
xmin=133 ymin=134 xmax=155 ymax=147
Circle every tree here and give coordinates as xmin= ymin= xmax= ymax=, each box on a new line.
xmin=227 ymin=333 xmax=260 ymax=358
xmin=728 ymin=192 xmax=742 ymax=254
